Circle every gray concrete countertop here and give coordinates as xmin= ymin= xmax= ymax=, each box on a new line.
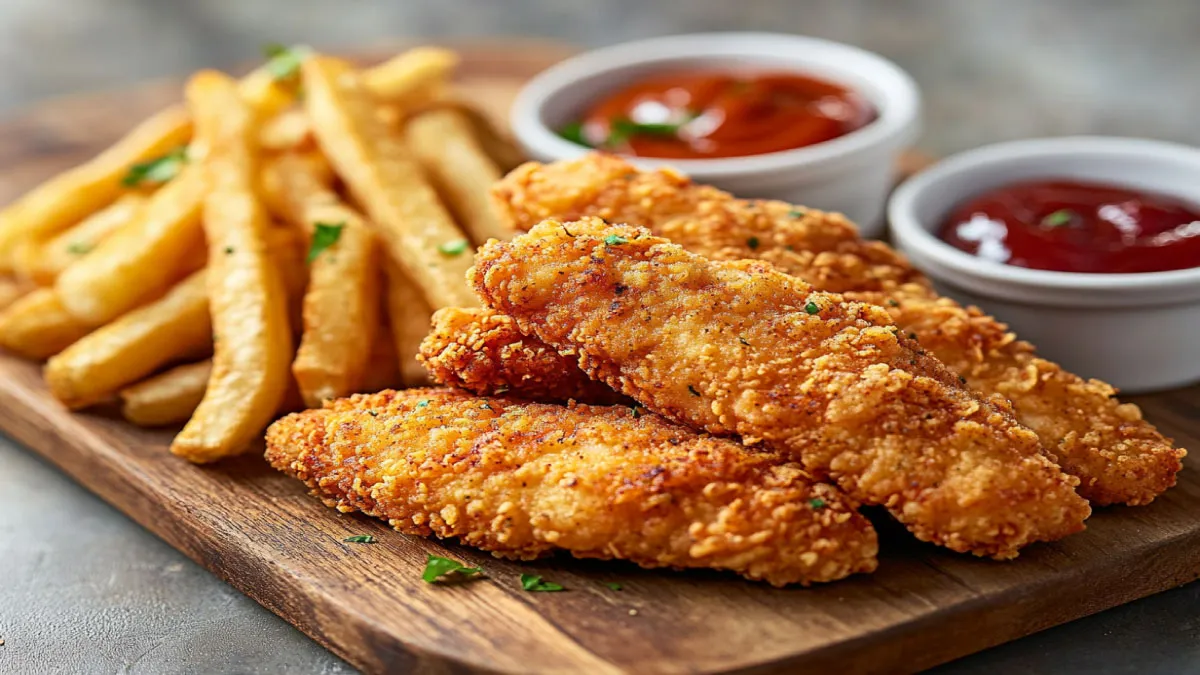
xmin=2 ymin=1 xmax=1199 ymax=673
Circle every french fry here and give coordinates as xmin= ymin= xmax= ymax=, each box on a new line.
xmin=303 ymin=56 xmax=477 ymax=308
xmin=405 ymin=107 xmax=509 ymax=244
xmin=0 ymin=277 xmax=29 ymax=312
xmin=360 ymin=318 xmax=402 ymax=393
xmin=384 ymin=259 xmax=433 ymax=387
xmin=262 ymin=152 xmax=381 ymax=408
xmin=362 ymin=47 xmax=458 ymax=105
xmin=443 ymin=100 xmax=527 ymax=174
xmin=259 ymin=108 xmax=313 ymax=152
xmin=54 ymin=163 xmax=207 ymax=325
xmin=170 ymin=71 xmax=293 ymax=464
xmin=119 ymin=360 xmax=212 ymax=427
xmin=44 ymin=271 xmax=211 ymax=409
xmin=0 ymin=106 xmax=192 ymax=273
xmin=18 ymin=193 xmax=147 ymax=285
xmin=0 ymin=288 xmax=91 ymax=360
xmin=259 ymin=151 xmax=334 ymax=227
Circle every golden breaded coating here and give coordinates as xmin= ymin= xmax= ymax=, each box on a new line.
xmin=491 ymin=154 xmax=1185 ymax=506
xmin=854 ymin=286 xmax=1185 ymax=506
xmin=418 ymin=306 xmax=628 ymax=404
xmin=473 ymin=218 xmax=1091 ymax=559
xmin=492 ymin=153 xmax=927 ymax=295
xmin=265 ymin=388 xmax=878 ymax=586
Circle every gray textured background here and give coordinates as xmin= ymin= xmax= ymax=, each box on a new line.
xmin=2 ymin=1 xmax=1199 ymax=673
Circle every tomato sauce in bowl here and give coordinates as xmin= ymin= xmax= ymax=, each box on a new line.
xmin=938 ymin=180 xmax=1200 ymax=274
xmin=558 ymin=70 xmax=876 ymax=159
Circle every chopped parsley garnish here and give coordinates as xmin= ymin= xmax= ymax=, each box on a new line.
xmin=887 ymin=299 xmax=900 ymax=307
xmin=687 ymin=385 xmax=701 ymax=397
xmin=343 ymin=535 xmax=376 ymax=544
xmin=122 ymin=146 xmax=188 ymax=187
xmin=416 ymin=399 xmax=430 ymax=408
xmin=367 ymin=410 xmax=378 ymax=417
xmin=809 ymin=498 xmax=827 ymax=510
xmin=423 ymin=555 xmax=482 ymax=583
xmin=67 ymin=241 xmax=92 ymax=255
xmin=603 ymin=234 xmax=628 ymax=246
xmin=558 ymin=122 xmax=589 ymax=147
xmin=1040 ymin=209 xmax=1076 ymax=228
xmin=438 ymin=239 xmax=470 ymax=256
xmin=224 ymin=246 xmax=235 ymax=255
xmin=788 ymin=208 xmax=807 ymax=219
xmin=804 ymin=301 xmax=820 ymax=315
xmin=520 ymin=573 xmax=564 ymax=592
xmin=262 ymin=43 xmax=310 ymax=81
xmin=630 ymin=405 xmax=642 ymax=419
xmin=307 ymin=222 xmax=344 ymax=263
xmin=604 ymin=582 xmax=623 ymax=591
xmin=747 ymin=236 xmax=760 ymax=250
xmin=604 ymin=116 xmax=695 ymax=147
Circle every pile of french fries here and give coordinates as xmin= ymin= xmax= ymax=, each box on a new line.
xmin=0 ymin=46 xmax=521 ymax=463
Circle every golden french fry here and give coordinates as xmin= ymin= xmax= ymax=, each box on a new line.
xmin=258 ymin=108 xmax=314 ymax=152
xmin=170 ymin=71 xmax=293 ymax=464
xmin=44 ymin=270 xmax=211 ymax=409
xmin=384 ymin=259 xmax=433 ymax=387
xmin=405 ymin=108 xmax=509 ymax=244
xmin=54 ymin=164 xmax=206 ymax=325
xmin=259 ymin=151 xmax=335 ymax=229
xmin=262 ymin=152 xmax=381 ymax=407
xmin=443 ymin=100 xmax=526 ymax=174
xmin=362 ymin=47 xmax=458 ymax=105
xmin=119 ymin=360 xmax=212 ymax=427
xmin=0 ymin=106 xmax=192 ymax=273
xmin=303 ymin=56 xmax=477 ymax=308
xmin=0 ymin=277 xmax=31 ymax=313
xmin=360 ymin=318 xmax=402 ymax=393
xmin=0 ymin=288 xmax=91 ymax=360
xmin=19 ymin=193 xmax=148 ymax=285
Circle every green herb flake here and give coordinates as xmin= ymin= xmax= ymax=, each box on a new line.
xmin=747 ymin=236 xmax=760 ymax=250
xmin=307 ymin=222 xmax=345 ymax=263
xmin=416 ymin=399 xmax=430 ymax=408
xmin=687 ymin=385 xmax=701 ymax=397
xmin=603 ymin=234 xmax=629 ymax=246
xmin=367 ymin=410 xmax=378 ymax=417
xmin=804 ymin=301 xmax=820 ymax=315
xmin=224 ymin=246 xmax=235 ymax=255
xmin=343 ymin=535 xmax=376 ymax=544
xmin=423 ymin=555 xmax=482 ymax=583
xmin=521 ymin=573 xmax=565 ymax=592
xmin=604 ymin=582 xmax=623 ymax=591
xmin=788 ymin=208 xmax=807 ymax=219
xmin=631 ymin=405 xmax=642 ymax=419
xmin=438 ymin=239 xmax=470 ymax=256
xmin=122 ymin=146 xmax=188 ymax=187
xmin=809 ymin=498 xmax=827 ymax=510
xmin=558 ymin=122 xmax=591 ymax=147
xmin=66 ymin=241 xmax=93 ymax=255
xmin=262 ymin=43 xmax=311 ymax=81
xmin=887 ymin=299 xmax=900 ymax=307
xmin=738 ymin=336 xmax=750 ymax=346
xmin=1041 ymin=209 xmax=1076 ymax=228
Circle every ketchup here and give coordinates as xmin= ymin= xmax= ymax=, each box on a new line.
xmin=939 ymin=180 xmax=1200 ymax=274
xmin=558 ymin=70 xmax=875 ymax=159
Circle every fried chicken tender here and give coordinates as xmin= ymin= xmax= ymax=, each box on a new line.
xmin=418 ymin=306 xmax=628 ymax=404
xmin=491 ymin=154 xmax=1185 ymax=506
xmin=473 ymin=218 xmax=1091 ymax=559
xmin=265 ymin=388 xmax=878 ymax=586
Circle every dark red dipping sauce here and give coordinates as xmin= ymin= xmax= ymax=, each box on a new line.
xmin=559 ymin=70 xmax=876 ymax=159
xmin=938 ymin=180 xmax=1200 ymax=273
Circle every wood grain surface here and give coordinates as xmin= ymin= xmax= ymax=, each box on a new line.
xmin=0 ymin=40 xmax=1197 ymax=675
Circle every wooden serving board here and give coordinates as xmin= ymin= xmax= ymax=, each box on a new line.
xmin=2 ymin=40 xmax=1199 ymax=675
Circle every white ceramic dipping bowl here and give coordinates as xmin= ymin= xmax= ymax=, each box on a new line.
xmin=511 ymin=32 xmax=921 ymax=238
xmin=889 ymin=136 xmax=1200 ymax=393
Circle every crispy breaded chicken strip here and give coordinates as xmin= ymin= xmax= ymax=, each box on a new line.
xmin=493 ymin=154 xmax=926 ymax=295
xmin=473 ymin=218 xmax=1091 ymax=559
xmin=265 ymin=388 xmax=878 ymax=586
xmin=418 ymin=306 xmax=628 ymax=404
xmin=491 ymin=154 xmax=1185 ymax=506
